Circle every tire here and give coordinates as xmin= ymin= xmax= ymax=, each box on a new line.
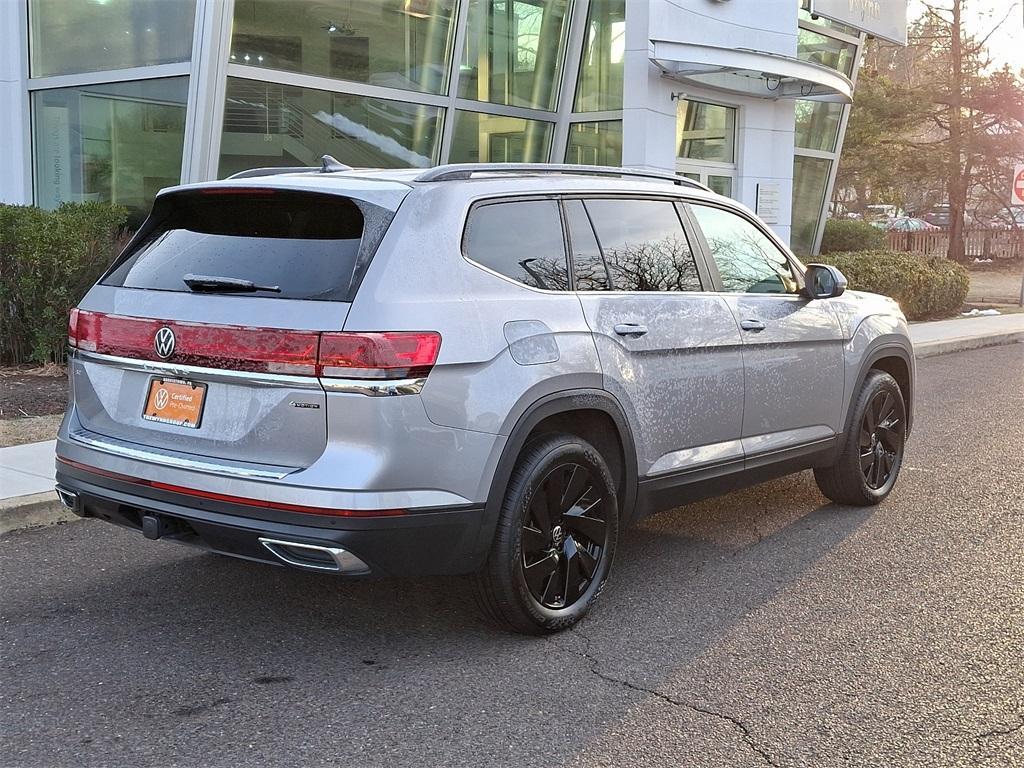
xmin=473 ymin=432 xmax=619 ymax=634
xmin=815 ymin=371 xmax=907 ymax=506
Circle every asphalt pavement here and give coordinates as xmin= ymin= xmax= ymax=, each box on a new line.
xmin=2 ymin=343 xmax=1022 ymax=768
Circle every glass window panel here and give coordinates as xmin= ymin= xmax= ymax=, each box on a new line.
xmin=707 ymin=176 xmax=733 ymax=198
xmin=229 ymin=0 xmax=456 ymax=95
xmin=797 ymin=7 xmax=861 ymax=38
xmin=564 ymin=199 xmax=609 ymax=291
xmin=795 ymin=100 xmax=843 ymax=152
xmin=565 ymin=120 xmax=622 ymax=167
xmin=584 ymin=199 xmax=702 ymax=292
xmin=690 ymin=204 xmax=797 ymax=293
xmin=677 ymin=100 xmax=736 ymax=164
xmin=32 ymin=78 xmax=188 ymax=225
xmin=798 ymin=27 xmax=857 ymax=77
xmin=679 ymin=172 xmax=700 ymax=182
xmin=448 ymin=110 xmax=552 ymax=162
xmin=574 ymin=0 xmax=625 ymax=112
xmin=464 ymin=201 xmax=569 ymax=290
xmin=458 ymin=0 xmax=571 ymax=110
xmin=29 ymin=0 xmax=196 ymax=78
xmin=790 ymin=155 xmax=832 ymax=255
xmin=217 ymin=78 xmax=442 ymax=177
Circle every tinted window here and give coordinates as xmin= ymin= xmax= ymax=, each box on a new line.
xmin=103 ymin=191 xmax=375 ymax=301
xmin=689 ymin=205 xmax=797 ymax=294
xmin=564 ymin=200 xmax=609 ymax=291
xmin=584 ymin=199 xmax=701 ymax=292
xmin=464 ymin=201 xmax=569 ymax=290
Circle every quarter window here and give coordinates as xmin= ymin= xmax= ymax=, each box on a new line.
xmin=584 ymin=199 xmax=701 ymax=292
xmin=464 ymin=201 xmax=569 ymax=290
xmin=689 ymin=205 xmax=798 ymax=294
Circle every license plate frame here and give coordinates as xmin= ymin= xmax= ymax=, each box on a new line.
xmin=142 ymin=377 xmax=207 ymax=429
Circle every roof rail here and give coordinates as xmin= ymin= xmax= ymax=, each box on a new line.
xmin=413 ymin=163 xmax=713 ymax=192
xmin=227 ymin=154 xmax=354 ymax=180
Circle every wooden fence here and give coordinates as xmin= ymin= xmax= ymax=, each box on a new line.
xmin=886 ymin=228 xmax=1023 ymax=260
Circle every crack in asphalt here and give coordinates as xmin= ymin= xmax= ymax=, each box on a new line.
xmin=974 ymin=714 xmax=1024 ymax=742
xmin=550 ymin=628 xmax=779 ymax=767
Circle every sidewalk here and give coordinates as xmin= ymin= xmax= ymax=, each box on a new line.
xmin=2 ymin=313 xmax=1022 ymax=532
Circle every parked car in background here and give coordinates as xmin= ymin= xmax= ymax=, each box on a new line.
xmin=987 ymin=208 xmax=1024 ymax=230
xmin=923 ymin=205 xmax=951 ymax=228
xmin=865 ymin=204 xmax=901 ymax=229
xmin=55 ymin=161 xmax=916 ymax=634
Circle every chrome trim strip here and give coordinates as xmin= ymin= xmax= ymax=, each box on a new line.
xmin=68 ymin=428 xmax=296 ymax=480
xmin=73 ymin=350 xmax=323 ymax=390
xmin=320 ymin=377 xmax=426 ymax=396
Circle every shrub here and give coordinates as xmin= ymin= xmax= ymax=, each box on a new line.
xmin=820 ymin=219 xmax=887 ymax=254
xmin=0 ymin=202 xmax=129 ymax=365
xmin=824 ymin=250 xmax=969 ymax=320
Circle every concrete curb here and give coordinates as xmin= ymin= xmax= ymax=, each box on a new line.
xmin=913 ymin=330 xmax=1024 ymax=359
xmin=1 ymin=333 xmax=1021 ymax=537
xmin=0 ymin=491 xmax=77 ymax=536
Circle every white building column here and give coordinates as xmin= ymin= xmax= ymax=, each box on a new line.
xmin=0 ymin=0 xmax=32 ymax=204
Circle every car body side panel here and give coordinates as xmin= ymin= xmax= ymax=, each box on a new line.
xmin=344 ymin=186 xmax=603 ymax=439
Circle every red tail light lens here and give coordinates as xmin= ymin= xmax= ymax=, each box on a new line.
xmin=319 ymin=332 xmax=442 ymax=379
xmin=68 ymin=311 xmax=441 ymax=381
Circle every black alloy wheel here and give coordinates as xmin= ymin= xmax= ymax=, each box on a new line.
xmin=860 ymin=389 xmax=903 ymax=490
xmin=520 ymin=462 xmax=609 ymax=610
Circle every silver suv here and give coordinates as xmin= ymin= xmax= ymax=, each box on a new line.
xmin=56 ymin=162 xmax=914 ymax=634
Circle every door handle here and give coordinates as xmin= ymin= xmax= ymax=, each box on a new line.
xmin=739 ymin=319 xmax=766 ymax=332
xmin=613 ymin=323 xmax=649 ymax=337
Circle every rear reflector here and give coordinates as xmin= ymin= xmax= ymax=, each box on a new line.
xmin=57 ymin=457 xmax=406 ymax=518
xmin=67 ymin=310 xmax=440 ymax=380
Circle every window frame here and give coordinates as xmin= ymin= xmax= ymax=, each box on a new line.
xmin=566 ymin=194 xmax=714 ymax=294
xmin=459 ymin=194 xmax=573 ymax=293
xmin=680 ymin=199 xmax=808 ymax=296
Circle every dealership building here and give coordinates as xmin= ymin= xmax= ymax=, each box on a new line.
xmin=0 ymin=0 xmax=906 ymax=253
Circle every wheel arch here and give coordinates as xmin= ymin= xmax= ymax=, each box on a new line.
xmin=849 ymin=343 xmax=915 ymax=436
xmin=483 ymin=390 xmax=639 ymax=528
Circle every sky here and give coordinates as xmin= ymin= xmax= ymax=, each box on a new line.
xmin=908 ymin=0 xmax=1024 ymax=70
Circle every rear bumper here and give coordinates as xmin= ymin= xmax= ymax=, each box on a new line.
xmin=55 ymin=464 xmax=496 ymax=578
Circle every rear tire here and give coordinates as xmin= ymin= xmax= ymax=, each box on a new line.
xmin=815 ymin=371 xmax=907 ymax=506
xmin=474 ymin=433 xmax=619 ymax=634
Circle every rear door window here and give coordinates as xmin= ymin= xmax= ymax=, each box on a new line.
xmin=583 ymin=198 xmax=702 ymax=292
xmin=463 ymin=200 xmax=569 ymax=290
xmin=103 ymin=190 xmax=379 ymax=301
xmin=564 ymin=199 xmax=610 ymax=291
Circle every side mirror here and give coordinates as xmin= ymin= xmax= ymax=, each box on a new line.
xmin=803 ymin=263 xmax=848 ymax=299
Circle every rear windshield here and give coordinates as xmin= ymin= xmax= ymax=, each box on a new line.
xmin=103 ymin=190 xmax=377 ymax=301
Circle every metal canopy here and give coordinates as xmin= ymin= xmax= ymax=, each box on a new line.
xmin=651 ymin=40 xmax=853 ymax=104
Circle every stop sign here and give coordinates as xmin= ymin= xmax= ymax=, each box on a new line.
xmin=1013 ymin=164 xmax=1024 ymax=206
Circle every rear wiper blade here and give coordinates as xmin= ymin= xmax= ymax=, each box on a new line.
xmin=183 ymin=274 xmax=281 ymax=293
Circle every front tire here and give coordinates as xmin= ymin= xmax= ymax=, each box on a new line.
xmin=474 ymin=433 xmax=619 ymax=634
xmin=815 ymin=371 xmax=907 ymax=506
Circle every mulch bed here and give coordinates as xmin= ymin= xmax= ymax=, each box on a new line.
xmin=0 ymin=367 xmax=69 ymax=419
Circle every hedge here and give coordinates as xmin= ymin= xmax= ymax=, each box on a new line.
xmin=1 ymin=202 xmax=129 ymax=365
xmin=824 ymin=250 xmax=969 ymax=320
xmin=820 ymin=219 xmax=887 ymax=254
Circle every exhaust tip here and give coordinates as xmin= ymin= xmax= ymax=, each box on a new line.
xmin=55 ymin=486 xmax=81 ymax=515
xmin=258 ymin=538 xmax=369 ymax=574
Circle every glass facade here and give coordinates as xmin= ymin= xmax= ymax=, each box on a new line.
xmin=798 ymin=27 xmax=857 ymax=77
xmin=458 ymin=0 xmax=572 ymax=110
xmin=677 ymin=100 xmax=736 ymax=164
xmin=449 ymin=111 xmax=552 ymax=163
xmin=229 ymin=0 xmax=457 ymax=94
xmin=795 ymin=100 xmax=843 ymax=152
xmin=29 ymin=0 xmax=196 ymax=78
xmin=218 ymin=78 xmax=443 ymax=176
xmin=565 ymin=121 xmax=622 ymax=166
xmin=32 ymin=78 xmax=188 ymax=224
xmin=574 ymin=0 xmax=625 ymax=112
xmin=791 ymin=155 xmax=832 ymax=255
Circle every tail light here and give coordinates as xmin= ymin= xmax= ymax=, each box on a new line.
xmin=67 ymin=310 xmax=441 ymax=380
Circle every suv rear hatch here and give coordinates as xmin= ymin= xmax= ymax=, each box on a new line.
xmin=68 ymin=182 xmax=407 ymax=472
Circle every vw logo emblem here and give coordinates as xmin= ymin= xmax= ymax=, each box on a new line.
xmin=154 ymin=327 xmax=176 ymax=359
xmin=154 ymin=388 xmax=170 ymax=410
